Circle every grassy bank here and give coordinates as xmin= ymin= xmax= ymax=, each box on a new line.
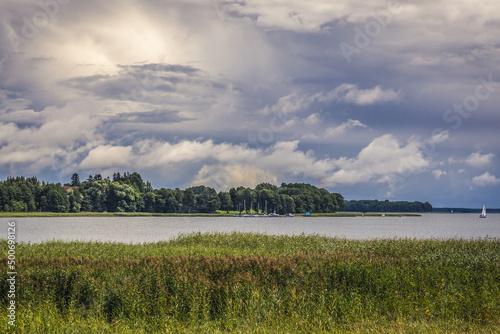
xmin=1 ymin=233 xmax=499 ymax=333
xmin=0 ymin=211 xmax=420 ymax=218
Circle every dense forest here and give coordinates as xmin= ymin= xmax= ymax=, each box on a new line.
xmin=433 ymin=207 xmax=500 ymax=213
xmin=344 ymin=199 xmax=433 ymax=213
xmin=0 ymin=173 xmax=345 ymax=214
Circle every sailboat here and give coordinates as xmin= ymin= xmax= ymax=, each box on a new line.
xmin=479 ymin=204 xmax=487 ymax=218
xmin=261 ymin=200 xmax=269 ymax=217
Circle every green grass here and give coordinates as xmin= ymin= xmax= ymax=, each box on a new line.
xmin=1 ymin=233 xmax=499 ymax=333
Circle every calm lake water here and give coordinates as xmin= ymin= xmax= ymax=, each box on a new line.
xmin=1 ymin=214 xmax=499 ymax=243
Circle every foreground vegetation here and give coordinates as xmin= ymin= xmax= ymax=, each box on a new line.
xmin=1 ymin=233 xmax=498 ymax=333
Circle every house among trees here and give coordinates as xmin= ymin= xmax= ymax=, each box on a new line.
xmin=61 ymin=186 xmax=78 ymax=193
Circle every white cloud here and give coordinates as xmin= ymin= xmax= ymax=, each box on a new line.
xmin=410 ymin=56 xmax=441 ymax=66
xmin=472 ymin=172 xmax=500 ymax=187
xmin=192 ymin=164 xmax=278 ymax=190
xmin=431 ymin=130 xmax=450 ymax=144
xmin=465 ymin=152 xmax=495 ymax=168
xmin=77 ymin=135 xmax=431 ymax=191
xmin=261 ymin=84 xmax=400 ymax=116
xmin=324 ymin=134 xmax=429 ymax=186
xmin=432 ymin=169 xmax=447 ymax=179
xmin=328 ymin=84 xmax=400 ymax=105
xmin=324 ymin=119 xmax=367 ymax=137
xmin=260 ymin=92 xmax=319 ymax=115
xmin=304 ymin=113 xmax=320 ymax=125
xmin=80 ymin=145 xmax=133 ymax=169
xmin=216 ymin=0 xmax=402 ymax=32
xmin=257 ymin=141 xmax=333 ymax=179
xmin=0 ymin=101 xmax=105 ymax=174
xmin=77 ymin=139 xmax=332 ymax=186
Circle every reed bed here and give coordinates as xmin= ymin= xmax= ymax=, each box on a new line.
xmin=1 ymin=233 xmax=499 ymax=333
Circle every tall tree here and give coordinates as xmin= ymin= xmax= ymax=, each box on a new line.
xmin=71 ymin=173 xmax=80 ymax=187
xmin=218 ymin=191 xmax=233 ymax=212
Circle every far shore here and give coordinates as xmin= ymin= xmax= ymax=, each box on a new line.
xmin=0 ymin=211 xmax=422 ymax=218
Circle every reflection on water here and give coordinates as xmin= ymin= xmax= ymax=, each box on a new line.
xmin=1 ymin=214 xmax=499 ymax=244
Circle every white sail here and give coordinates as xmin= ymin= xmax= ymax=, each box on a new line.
xmin=480 ymin=204 xmax=487 ymax=218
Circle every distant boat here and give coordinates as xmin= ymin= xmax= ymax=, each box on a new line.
xmin=480 ymin=204 xmax=487 ymax=218
xmin=286 ymin=213 xmax=294 ymax=217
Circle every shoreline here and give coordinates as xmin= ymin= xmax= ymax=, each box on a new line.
xmin=0 ymin=211 xmax=422 ymax=218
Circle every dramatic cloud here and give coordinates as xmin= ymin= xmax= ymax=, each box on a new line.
xmin=77 ymin=139 xmax=332 ymax=187
xmin=1 ymin=0 xmax=499 ymax=207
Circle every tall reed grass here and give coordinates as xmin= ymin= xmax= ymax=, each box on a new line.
xmin=1 ymin=233 xmax=499 ymax=333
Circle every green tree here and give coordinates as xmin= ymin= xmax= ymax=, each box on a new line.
xmin=218 ymin=191 xmax=233 ymax=212
xmin=79 ymin=179 xmax=110 ymax=212
xmin=183 ymin=188 xmax=196 ymax=213
xmin=280 ymin=194 xmax=295 ymax=213
xmin=156 ymin=188 xmax=181 ymax=213
xmin=6 ymin=200 xmax=28 ymax=212
xmin=197 ymin=187 xmax=221 ymax=213
xmin=68 ymin=193 xmax=81 ymax=213
xmin=71 ymin=173 xmax=81 ymax=187
xmin=40 ymin=186 xmax=70 ymax=212
xmin=106 ymin=182 xmax=140 ymax=212
xmin=143 ymin=192 xmax=158 ymax=212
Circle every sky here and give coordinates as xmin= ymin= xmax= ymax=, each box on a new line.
xmin=0 ymin=0 xmax=499 ymax=208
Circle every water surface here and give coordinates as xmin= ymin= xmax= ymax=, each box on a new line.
xmin=1 ymin=214 xmax=499 ymax=243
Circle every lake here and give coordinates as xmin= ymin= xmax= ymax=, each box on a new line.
xmin=1 ymin=214 xmax=499 ymax=243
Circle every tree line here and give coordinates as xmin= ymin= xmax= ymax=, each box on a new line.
xmin=344 ymin=199 xmax=433 ymax=213
xmin=0 ymin=173 xmax=345 ymax=214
